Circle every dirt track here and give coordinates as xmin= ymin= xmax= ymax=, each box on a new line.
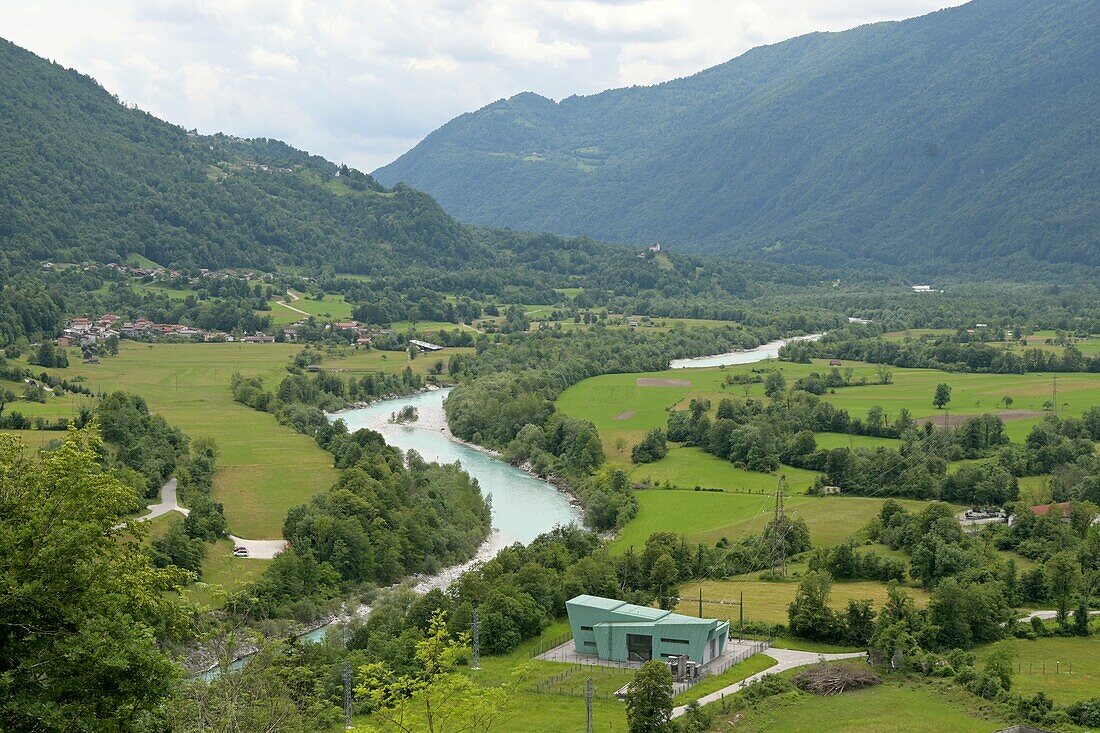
xmin=636 ymin=377 xmax=692 ymax=387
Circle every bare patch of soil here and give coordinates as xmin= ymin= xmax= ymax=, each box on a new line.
xmin=613 ymin=411 xmax=636 ymax=420
xmin=636 ymin=378 xmax=692 ymax=387
xmin=915 ymin=409 xmax=1044 ymax=428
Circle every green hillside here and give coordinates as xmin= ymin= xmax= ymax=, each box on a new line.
xmin=375 ymin=0 xmax=1100 ymax=273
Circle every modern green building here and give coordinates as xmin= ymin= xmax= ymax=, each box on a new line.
xmin=565 ymin=594 xmax=730 ymax=664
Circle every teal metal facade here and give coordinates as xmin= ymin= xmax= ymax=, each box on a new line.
xmin=565 ymin=594 xmax=730 ymax=664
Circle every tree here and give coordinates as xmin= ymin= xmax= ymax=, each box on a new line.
xmin=933 ymin=383 xmax=952 ymax=409
xmin=1073 ymin=597 xmax=1091 ymax=636
xmin=788 ymin=571 xmax=837 ymax=641
xmin=625 ymin=660 xmax=674 ymax=733
xmin=356 ymin=610 xmax=523 ymax=733
xmin=632 ymin=428 xmax=668 ymax=464
xmin=984 ymin=647 xmax=1015 ymax=691
xmin=875 ymin=363 xmax=893 ymax=385
xmin=0 ymin=428 xmax=190 ymax=731
xmin=1044 ymin=551 xmax=1081 ymax=624
xmin=763 ymin=370 xmax=786 ymax=400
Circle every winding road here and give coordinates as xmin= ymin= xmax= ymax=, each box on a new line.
xmin=126 ymin=478 xmax=286 ymax=559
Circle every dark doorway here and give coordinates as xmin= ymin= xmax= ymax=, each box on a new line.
xmin=626 ymin=633 xmax=652 ymax=662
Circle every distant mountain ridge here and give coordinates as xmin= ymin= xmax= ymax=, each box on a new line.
xmin=375 ymin=0 xmax=1100 ymax=272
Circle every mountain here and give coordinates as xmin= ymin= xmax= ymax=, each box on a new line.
xmin=375 ymin=0 xmax=1100 ymax=271
xmin=0 ymin=37 xmax=500 ymax=274
xmin=0 ymin=35 xmax=836 ymax=333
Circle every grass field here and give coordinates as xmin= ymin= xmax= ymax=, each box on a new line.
xmin=22 ymin=342 xmax=337 ymax=539
xmin=0 ymin=429 xmax=66 ymax=450
xmin=673 ymin=577 xmax=930 ymax=626
xmin=316 ymin=345 xmax=475 ymax=376
xmin=628 ymin=447 xmax=819 ymax=494
xmin=979 ymin=636 xmax=1100 ymax=703
xmin=266 ymin=291 xmax=355 ymax=325
xmin=612 ymin=488 xmax=931 ymax=553
xmin=723 ymin=680 xmax=1007 ymax=732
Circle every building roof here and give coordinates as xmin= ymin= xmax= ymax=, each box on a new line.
xmin=1030 ymin=502 xmax=1070 ymax=518
xmin=566 ymin=595 xmax=713 ymax=625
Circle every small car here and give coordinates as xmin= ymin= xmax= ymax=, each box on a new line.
xmin=233 ymin=546 xmax=249 ymax=558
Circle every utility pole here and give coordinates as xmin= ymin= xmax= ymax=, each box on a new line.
xmin=698 ymin=587 xmax=703 ymax=618
xmin=343 ymin=661 xmax=354 ymax=730
xmin=739 ymin=590 xmax=744 ymax=640
xmin=471 ymin=609 xmax=481 ymax=670
xmin=585 ymin=677 xmax=593 ymax=733
xmin=771 ymin=476 xmax=788 ymax=578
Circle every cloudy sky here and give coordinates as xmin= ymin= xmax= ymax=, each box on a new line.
xmin=0 ymin=0 xmax=965 ymax=171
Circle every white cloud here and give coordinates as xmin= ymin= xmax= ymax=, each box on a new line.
xmin=248 ymin=47 xmax=299 ymax=73
xmin=0 ymin=0 xmax=967 ymax=169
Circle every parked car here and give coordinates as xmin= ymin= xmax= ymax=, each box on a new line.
xmin=233 ymin=546 xmax=249 ymax=558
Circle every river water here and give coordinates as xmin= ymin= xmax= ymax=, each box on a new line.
xmin=337 ymin=388 xmax=581 ymax=547
xmin=669 ymin=333 xmax=824 ymax=369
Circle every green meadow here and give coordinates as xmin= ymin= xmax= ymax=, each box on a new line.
xmin=611 ymin=488 xmax=932 ymax=553
xmin=316 ymin=345 xmax=475 ymax=376
xmin=24 ymin=341 xmax=337 ymax=539
xmin=979 ymin=636 xmax=1100 ymax=704
xmin=726 ymin=680 xmax=1008 ymax=733
xmin=266 ymin=291 xmax=355 ymax=325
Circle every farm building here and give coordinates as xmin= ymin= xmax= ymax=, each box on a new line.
xmin=409 ymin=339 xmax=443 ymax=352
xmin=565 ymin=594 xmax=729 ymax=664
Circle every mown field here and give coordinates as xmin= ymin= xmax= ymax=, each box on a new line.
xmin=611 ymin=488 xmax=934 ymax=553
xmin=20 ymin=341 xmax=338 ymax=539
xmin=673 ymin=576 xmax=931 ymax=627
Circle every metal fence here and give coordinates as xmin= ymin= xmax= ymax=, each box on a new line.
xmin=529 ymin=663 xmax=630 ymax=700
xmin=529 ymin=633 xmax=572 ymax=659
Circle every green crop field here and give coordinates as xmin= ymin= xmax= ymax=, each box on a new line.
xmin=726 ymin=680 xmax=1007 ymax=732
xmin=979 ymin=636 xmax=1100 ymax=703
xmin=23 ymin=341 xmax=337 ymax=539
xmin=674 ymin=578 xmax=930 ymax=627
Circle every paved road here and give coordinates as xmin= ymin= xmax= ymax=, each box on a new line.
xmin=123 ymin=478 xmax=286 ymax=559
xmin=670 ymin=648 xmax=864 ymax=718
xmin=138 ymin=477 xmax=184 ymax=521
xmin=1022 ymin=609 xmax=1100 ymax=621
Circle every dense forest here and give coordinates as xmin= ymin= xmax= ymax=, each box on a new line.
xmin=376 ymin=0 xmax=1100 ymax=274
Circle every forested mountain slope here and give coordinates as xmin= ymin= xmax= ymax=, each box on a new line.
xmin=375 ymin=0 xmax=1100 ymax=271
xmin=0 ymin=37 xmax=498 ymax=274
